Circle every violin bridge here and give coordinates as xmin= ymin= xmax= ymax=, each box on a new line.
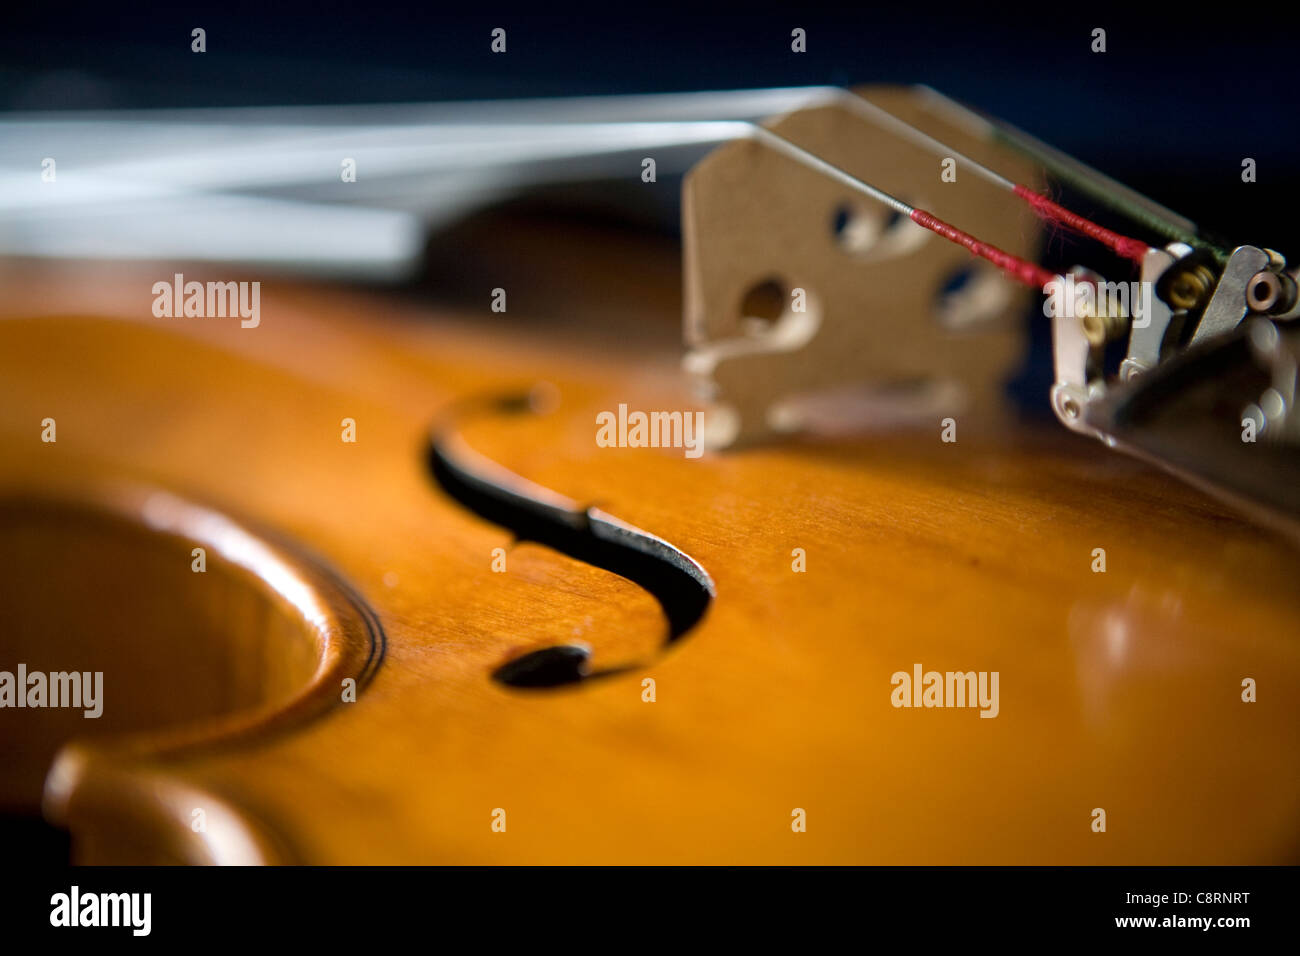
xmin=682 ymin=85 xmax=1045 ymax=449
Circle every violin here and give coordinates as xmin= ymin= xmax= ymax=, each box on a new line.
xmin=1 ymin=83 xmax=1297 ymax=866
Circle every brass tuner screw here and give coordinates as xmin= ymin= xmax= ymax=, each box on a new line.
xmin=1166 ymin=263 xmax=1217 ymax=310
xmin=1080 ymin=303 xmax=1129 ymax=348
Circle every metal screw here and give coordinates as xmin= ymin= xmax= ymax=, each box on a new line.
xmin=1167 ymin=264 xmax=1216 ymax=310
xmin=1246 ymin=270 xmax=1297 ymax=314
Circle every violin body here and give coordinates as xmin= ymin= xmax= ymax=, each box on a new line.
xmin=2 ymin=230 xmax=1298 ymax=865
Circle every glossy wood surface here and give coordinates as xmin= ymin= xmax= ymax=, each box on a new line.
xmin=0 ymin=232 xmax=1297 ymax=864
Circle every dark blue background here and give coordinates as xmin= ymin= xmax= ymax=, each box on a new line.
xmin=5 ymin=1 xmax=1298 ymax=248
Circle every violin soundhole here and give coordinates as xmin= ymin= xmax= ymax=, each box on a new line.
xmin=428 ymin=391 xmax=715 ymax=690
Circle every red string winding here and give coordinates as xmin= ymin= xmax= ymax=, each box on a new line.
xmin=1012 ymin=184 xmax=1150 ymax=264
xmin=909 ymin=207 xmax=1058 ymax=290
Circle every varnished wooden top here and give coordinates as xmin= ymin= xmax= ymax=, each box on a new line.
xmin=0 ymin=243 xmax=1296 ymax=864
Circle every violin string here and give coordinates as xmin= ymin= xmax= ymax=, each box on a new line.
xmin=1012 ymin=186 xmax=1150 ymax=263
xmin=909 ymin=208 xmax=1058 ymax=289
xmin=967 ymin=102 xmax=1217 ymax=258
xmin=0 ymin=87 xmax=1153 ymax=279
xmin=750 ymin=126 xmax=1059 ymax=290
xmin=824 ymin=90 xmax=1151 ymax=264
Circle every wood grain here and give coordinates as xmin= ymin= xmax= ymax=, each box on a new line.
xmin=0 ymin=249 xmax=1296 ymax=864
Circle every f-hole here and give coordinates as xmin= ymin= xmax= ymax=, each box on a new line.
xmin=427 ymin=392 xmax=715 ymax=689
